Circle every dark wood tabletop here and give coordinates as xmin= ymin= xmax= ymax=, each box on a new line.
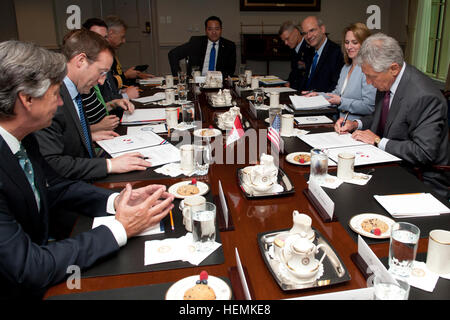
xmin=43 ymin=82 xmax=437 ymax=300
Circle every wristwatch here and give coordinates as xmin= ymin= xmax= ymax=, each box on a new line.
xmin=374 ymin=136 xmax=381 ymax=147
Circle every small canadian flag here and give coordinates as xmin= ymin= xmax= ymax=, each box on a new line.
xmin=226 ymin=116 xmax=245 ymax=147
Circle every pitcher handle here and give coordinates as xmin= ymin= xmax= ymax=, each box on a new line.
xmin=316 ymin=244 xmax=327 ymax=264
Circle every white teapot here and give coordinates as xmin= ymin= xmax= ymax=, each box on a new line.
xmin=280 ymin=234 xmax=327 ymax=280
xmin=249 ymin=154 xmax=278 ymax=192
xmin=289 ymin=211 xmax=315 ymax=241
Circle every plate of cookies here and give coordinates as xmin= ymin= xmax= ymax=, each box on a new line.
xmin=349 ymin=213 xmax=395 ymax=239
xmin=165 ymin=271 xmax=232 ymax=300
xmin=193 ymin=128 xmax=222 ymax=138
xmin=285 ymin=152 xmax=311 ymax=166
xmin=168 ymin=179 xmax=210 ymax=199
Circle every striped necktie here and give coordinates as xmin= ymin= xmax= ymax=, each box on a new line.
xmin=306 ymin=52 xmax=319 ymax=88
xmin=377 ymin=90 xmax=391 ymax=136
xmin=208 ymin=42 xmax=216 ymax=71
xmin=16 ymin=144 xmax=41 ymax=211
xmin=75 ymin=94 xmax=94 ymax=158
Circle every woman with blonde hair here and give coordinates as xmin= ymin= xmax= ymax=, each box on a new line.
xmin=307 ymin=22 xmax=376 ymax=120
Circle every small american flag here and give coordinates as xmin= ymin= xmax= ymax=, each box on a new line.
xmin=268 ymin=114 xmax=281 ymax=151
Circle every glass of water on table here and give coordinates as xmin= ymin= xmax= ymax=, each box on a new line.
xmin=182 ymin=103 xmax=195 ymax=126
xmin=191 ymin=202 xmax=216 ymax=252
xmin=310 ymin=148 xmax=328 ymax=184
xmin=389 ymin=222 xmax=420 ymax=278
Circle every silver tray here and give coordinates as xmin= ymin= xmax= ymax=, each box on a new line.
xmin=258 ymin=228 xmax=351 ymax=291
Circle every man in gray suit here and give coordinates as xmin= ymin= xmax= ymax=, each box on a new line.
xmin=336 ymin=33 xmax=449 ymax=199
xmin=35 ymin=29 xmax=151 ymax=181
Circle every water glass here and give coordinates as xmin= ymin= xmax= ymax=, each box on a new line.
xmin=178 ymin=83 xmax=188 ymax=103
xmin=191 ymin=202 xmax=216 ymax=252
xmin=268 ymin=107 xmax=282 ymax=126
xmin=178 ymin=71 xmax=187 ymax=84
xmin=388 ymin=222 xmax=420 ymax=278
xmin=310 ymin=149 xmax=328 ymax=184
xmin=193 ymin=142 xmax=211 ymax=175
xmin=253 ymin=88 xmax=265 ymax=107
xmin=182 ymin=103 xmax=195 ymax=125
xmin=373 ymin=275 xmax=410 ymax=300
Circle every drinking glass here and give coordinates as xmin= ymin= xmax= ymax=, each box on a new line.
xmin=310 ymin=149 xmax=328 ymax=184
xmin=178 ymin=83 xmax=188 ymax=103
xmin=182 ymin=103 xmax=195 ymax=126
xmin=191 ymin=202 xmax=216 ymax=252
xmin=193 ymin=141 xmax=211 ymax=175
xmin=373 ymin=275 xmax=410 ymax=300
xmin=178 ymin=71 xmax=187 ymax=84
xmin=253 ymin=88 xmax=265 ymax=107
xmin=388 ymin=222 xmax=420 ymax=278
xmin=268 ymin=107 xmax=282 ymax=126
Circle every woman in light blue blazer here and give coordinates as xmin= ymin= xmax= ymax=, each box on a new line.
xmin=309 ymin=23 xmax=376 ymax=121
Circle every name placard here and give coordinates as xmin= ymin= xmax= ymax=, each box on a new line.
xmin=308 ymin=180 xmax=334 ymax=220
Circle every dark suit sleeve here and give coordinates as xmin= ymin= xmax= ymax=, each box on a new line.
xmin=223 ymin=41 xmax=236 ymax=78
xmin=35 ymin=106 xmax=108 ymax=181
xmin=168 ymin=38 xmax=194 ymax=76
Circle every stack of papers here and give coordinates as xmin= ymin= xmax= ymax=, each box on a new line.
xmin=295 ymin=115 xmax=333 ymax=125
xmin=289 ymin=95 xmax=331 ymax=110
xmin=374 ymin=193 xmax=450 ymax=218
xmin=126 ymin=123 xmax=168 ymax=135
xmin=138 ymin=77 xmax=164 ymax=85
xmin=131 ymin=92 xmax=166 ymax=105
xmin=259 ymin=76 xmax=287 ymax=86
xmin=121 ymin=108 xmax=166 ymax=125
xmin=262 ymin=87 xmax=296 ymax=94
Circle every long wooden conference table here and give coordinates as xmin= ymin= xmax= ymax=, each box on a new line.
xmin=44 ymin=81 xmax=450 ymax=300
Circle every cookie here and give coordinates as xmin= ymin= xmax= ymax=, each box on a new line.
xmin=293 ymin=154 xmax=311 ymax=163
xmin=200 ymin=129 xmax=214 ymax=137
xmin=361 ymin=218 xmax=389 ymax=234
xmin=177 ymin=185 xmax=200 ymax=196
xmin=183 ymin=284 xmax=216 ymax=300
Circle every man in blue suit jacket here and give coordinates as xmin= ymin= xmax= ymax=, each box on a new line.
xmin=0 ymin=40 xmax=174 ymax=299
xmin=300 ymin=16 xmax=344 ymax=93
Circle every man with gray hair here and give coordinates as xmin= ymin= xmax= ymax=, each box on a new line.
xmin=336 ymin=33 xmax=449 ymax=199
xmin=0 ymin=40 xmax=174 ymax=298
xmin=279 ymin=21 xmax=314 ymax=91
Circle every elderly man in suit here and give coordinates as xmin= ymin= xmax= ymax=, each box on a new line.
xmin=168 ymin=16 xmax=236 ymax=78
xmin=300 ymin=16 xmax=344 ymax=93
xmin=35 ymin=29 xmax=152 ymax=181
xmin=278 ymin=21 xmax=315 ymax=91
xmin=336 ymin=33 xmax=449 ymax=199
xmin=0 ymin=40 xmax=174 ymax=299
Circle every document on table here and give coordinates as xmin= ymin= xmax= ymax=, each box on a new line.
xmin=126 ymin=123 xmax=168 ymax=135
xmin=112 ymin=143 xmax=181 ymax=168
xmin=327 ymin=144 xmax=401 ymax=166
xmin=138 ymin=77 xmax=164 ymax=85
xmin=295 ymin=115 xmax=333 ymax=125
xmin=374 ymin=193 xmax=450 ymax=218
xmin=262 ymin=87 xmax=296 ymax=94
xmin=92 ymin=216 xmax=164 ymax=236
xmin=259 ymin=76 xmax=287 ymax=86
xmin=96 ymin=131 xmax=166 ymax=155
xmin=300 ymin=132 xmax=366 ymax=149
xmin=289 ymin=95 xmax=331 ymax=110
xmin=121 ymin=108 xmax=166 ymax=124
xmin=131 ymin=92 xmax=165 ymax=104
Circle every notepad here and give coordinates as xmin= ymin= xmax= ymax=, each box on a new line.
xmin=295 ymin=115 xmax=333 ymax=125
xmin=374 ymin=193 xmax=450 ymax=218
xmin=289 ymin=95 xmax=331 ymax=110
xmin=259 ymin=76 xmax=287 ymax=86
xmin=300 ymin=132 xmax=366 ymax=149
xmin=121 ymin=108 xmax=166 ymax=125
xmin=96 ymin=131 xmax=166 ymax=154
xmin=111 ymin=143 xmax=181 ymax=168
xmin=131 ymin=92 xmax=165 ymax=104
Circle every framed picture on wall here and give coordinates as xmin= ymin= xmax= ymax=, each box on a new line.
xmin=240 ymin=0 xmax=321 ymax=11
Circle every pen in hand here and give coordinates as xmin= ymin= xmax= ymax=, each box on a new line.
xmin=339 ymin=112 xmax=349 ymax=135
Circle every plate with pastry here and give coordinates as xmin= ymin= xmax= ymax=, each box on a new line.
xmin=193 ymin=128 xmax=222 ymax=138
xmin=165 ymin=271 xmax=232 ymax=300
xmin=349 ymin=213 xmax=395 ymax=239
xmin=168 ymin=179 xmax=209 ymax=199
xmin=285 ymin=152 xmax=311 ymax=166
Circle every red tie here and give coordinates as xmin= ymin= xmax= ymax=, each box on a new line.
xmin=377 ymin=90 xmax=391 ymax=136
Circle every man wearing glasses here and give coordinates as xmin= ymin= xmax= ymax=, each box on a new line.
xmin=279 ymin=21 xmax=315 ymax=91
xmin=168 ymin=16 xmax=236 ymax=78
xmin=35 ymin=29 xmax=151 ymax=182
xmin=299 ymin=16 xmax=344 ymax=93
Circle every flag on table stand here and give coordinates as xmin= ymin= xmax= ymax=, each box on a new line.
xmin=226 ymin=116 xmax=245 ymax=147
xmin=268 ymin=114 xmax=283 ymax=152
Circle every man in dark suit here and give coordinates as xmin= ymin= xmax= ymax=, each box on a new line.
xmin=337 ymin=33 xmax=449 ymax=199
xmin=0 ymin=40 xmax=174 ymax=299
xmin=300 ymin=16 xmax=344 ymax=93
xmin=279 ymin=21 xmax=315 ymax=91
xmin=35 ymin=29 xmax=152 ymax=182
xmin=168 ymin=16 xmax=236 ymax=78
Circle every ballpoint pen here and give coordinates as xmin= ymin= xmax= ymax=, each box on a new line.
xmin=341 ymin=112 xmax=350 ymax=128
xmin=169 ymin=210 xmax=174 ymax=231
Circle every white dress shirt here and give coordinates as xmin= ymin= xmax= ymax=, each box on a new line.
xmin=202 ymin=39 xmax=220 ymax=75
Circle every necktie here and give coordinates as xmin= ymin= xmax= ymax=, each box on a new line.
xmin=75 ymin=94 xmax=94 ymax=158
xmin=16 ymin=145 xmax=41 ymax=211
xmin=208 ymin=42 xmax=216 ymax=71
xmin=306 ymin=52 xmax=319 ymax=88
xmin=377 ymin=90 xmax=391 ymax=137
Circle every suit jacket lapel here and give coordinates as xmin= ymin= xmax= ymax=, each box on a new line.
xmin=384 ymin=66 xmax=410 ymax=136
xmin=199 ymin=36 xmax=208 ymax=67
xmin=60 ymin=83 xmax=93 ymax=155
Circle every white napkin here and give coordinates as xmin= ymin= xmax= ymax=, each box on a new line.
xmin=154 ymin=162 xmax=195 ymax=177
xmin=308 ymin=174 xmax=343 ymax=189
xmin=281 ymin=128 xmax=309 ymax=137
xmin=144 ymin=233 xmax=221 ymax=266
xmin=340 ymin=172 xmax=373 ymax=186
xmin=406 ymin=261 xmax=440 ymax=292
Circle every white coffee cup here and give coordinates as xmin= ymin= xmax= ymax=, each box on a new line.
xmin=165 ymin=88 xmax=176 ymax=104
xmin=182 ymin=196 xmax=206 ymax=232
xmin=251 ymin=77 xmax=259 ymax=90
xmin=179 ymin=144 xmax=194 ymax=171
xmin=270 ymin=92 xmax=279 ymax=108
xmin=165 ymin=107 xmax=178 ymax=129
xmin=426 ymin=229 xmax=450 ymax=275
xmin=165 ymin=74 xmax=174 ymax=88
xmin=337 ymin=152 xmax=355 ymax=180
xmin=280 ymin=114 xmax=294 ymax=136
